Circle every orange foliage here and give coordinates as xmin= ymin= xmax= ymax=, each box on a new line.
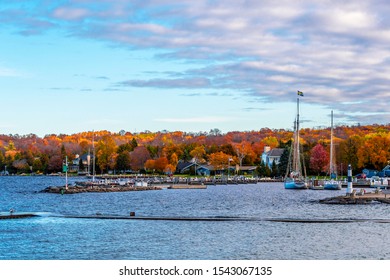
xmin=2 ymin=124 xmax=390 ymax=174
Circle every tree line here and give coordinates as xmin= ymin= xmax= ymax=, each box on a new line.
xmin=1 ymin=124 xmax=390 ymax=176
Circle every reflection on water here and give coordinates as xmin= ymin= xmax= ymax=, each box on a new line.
xmin=1 ymin=176 xmax=390 ymax=260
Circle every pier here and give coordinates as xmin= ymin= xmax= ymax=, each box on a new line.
xmin=0 ymin=213 xmax=38 ymax=219
xmin=41 ymin=185 xmax=162 ymax=194
xmin=319 ymin=189 xmax=390 ymax=204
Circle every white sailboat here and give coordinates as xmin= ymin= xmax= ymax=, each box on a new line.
xmin=324 ymin=110 xmax=341 ymax=190
xmin=284 ymin=92 xmax=307 ymax=189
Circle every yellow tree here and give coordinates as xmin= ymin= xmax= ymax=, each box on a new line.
xmin=261 ymin=136 xmax=278 ymax=149
xmin=169 ymin=153 xmax=179 ymax=170
xmin=96 ymin=135 xmax=117 ymax=173
xmin=190 ymin=146 xmax=206 ymax=175
xmin=357 ymin=134 xmax=390 ymax=170
xmin=209 ymin=151 xmax=236 ymax=174
xmin=144 ymin=159 xmax=156 ymax=173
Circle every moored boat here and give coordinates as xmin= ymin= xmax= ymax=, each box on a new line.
xmin=323 ymin=111 xmax=341 ymax=190
xmin=284 ymin=91 xmax=308 ymax=189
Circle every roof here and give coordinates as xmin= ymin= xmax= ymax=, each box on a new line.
xmin=176 ymin=161 xmax=200 ymax=171
xmin=267 ymin=148 xmax=284 ymax=157
xmin=239 ymin=166 xmax=257 ymax=171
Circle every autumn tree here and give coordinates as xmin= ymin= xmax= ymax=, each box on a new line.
xmin=357 ymin=134 xmax=390 ymax=170
xmin=144 ymin=159 xmax=156 ymax=173
xmin=232 ymin=141 xmax=253 ymax=167
xmin=13 ymin=159 xmax=29 ymax=173
xmin=47 ymin=154 xmax=63 ymax=173
xmin=190 ymin=146 xmax=206 ymax=164
xmin=310 ymin=144 xmax=329 ymax=175
xmin=209 ymin=151 xmax=235 ymax=174
xmin=154 ymin=157 xmax=169 ymax=173
xmin=130 ymin=146 xmax=151 ymax=171
xmin=96 ymin=135 xmax=117 ymax=173
xmin=261 ymin=136 xmax=279 ymax=149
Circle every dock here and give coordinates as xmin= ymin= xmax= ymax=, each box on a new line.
xmin=41 ymin=185 xmax=162 ymax=194
xmin=319 ymin=189 xmax=390 ymax=204
xmin=0 ymin=213 xmax=38 ymax=219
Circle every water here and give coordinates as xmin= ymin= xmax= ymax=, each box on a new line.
xmin=1 ymin=176 xmax=390 ymax=260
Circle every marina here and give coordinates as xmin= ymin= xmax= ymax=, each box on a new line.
xmin=2 ymin=176 xmax=390 ymax=260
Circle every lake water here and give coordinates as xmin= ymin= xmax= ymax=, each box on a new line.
xmin=1 ymin=176 xmax=390 ymax=260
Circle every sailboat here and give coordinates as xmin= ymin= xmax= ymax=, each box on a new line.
xmin=284 ymin=93 xmax=307 ymax=189
xmin=324 ymin=110 xmax=341 ymax=190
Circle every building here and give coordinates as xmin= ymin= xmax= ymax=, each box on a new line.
xmin=69 ymin=153 xmax=93 ymax=174
xmin=261 ymin=146 xmax=285 ymax=168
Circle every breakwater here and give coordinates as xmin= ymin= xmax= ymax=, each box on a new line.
xmin=319 ymin=190 xmax=390 ymax=204
xmin=41 ymin=184 xmax=162 ymax=194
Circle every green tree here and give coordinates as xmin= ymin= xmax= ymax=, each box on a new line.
xmin=131 ymin=138 xmax=138 ymax=149
xmin=270 ymin=160 xmax=278 ymax=177
xmin=61 ymin=144 xmax=67 ymax=158
xmin=339 ymin=135 xmax=362 ymax=171
xmin=32 ymin=158 xmax=43 ymax=173
xmin=116 ymin=151 xmax=131 ymax=172
xmin=0 ymin=151 xmax=4 ymax=169
xmin=117 ymin=143 xmax=134 ymax=153
xmin=278 ymin=147 xmax=290 ymax=177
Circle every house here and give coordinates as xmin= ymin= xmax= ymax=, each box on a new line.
xmin=237 ymin=165 xmax=257 ymax=175
xmin=176 ymin=160 xmax=203 ymax=175
xmin=69 ymin=153 xmax=93 ymax=174
xmin=261 ymin=146 xmax=284 ymax=168
xmin=362 ymin=168 xmax=378 ymax=178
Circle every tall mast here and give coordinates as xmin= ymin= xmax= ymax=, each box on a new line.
xmin=295 ymin=97 xmax=301 ymax=175
xmin=92 ymin=131 xmax=96 ymax=182
xmin=330 ymin=110 xmax=334 ymax=176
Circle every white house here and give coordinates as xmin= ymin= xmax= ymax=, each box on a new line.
xmin=261 ymin=146 xmax=284 ymax=168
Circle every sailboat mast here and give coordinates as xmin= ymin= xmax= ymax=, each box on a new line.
xmin=92 ymin=131 xmax=96 ymax=182
xmin=295 ymin=97 xmax=300 ymax=175
xmin=330 ymin=110 xmax=334 ymax=175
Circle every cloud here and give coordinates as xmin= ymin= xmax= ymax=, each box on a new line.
xmin=120 ymin=77 xmax=211 ymax=89
xmin=3 ymin=0 xmax=390 ymax=125
xmin=52 ymin=7 xmax=90 ymax=20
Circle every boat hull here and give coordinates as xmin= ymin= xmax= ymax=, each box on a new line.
xmin=284 ymin=179 xmax=307 ymax=189
xmin=324 ymin=181 xmax=341 ymax=190
xmin=311 ymin=185 xmax=324 ymax=190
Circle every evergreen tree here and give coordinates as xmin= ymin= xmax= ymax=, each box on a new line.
xmin=270 ymin=160 xmax=278 ymax=177
xmin=116 ymin=151 xmax=131 ymax=172
xmin=278 ymin=146 xmax=290 ymax=177
xmin=131 ymin=138 xmax=138 ymax=149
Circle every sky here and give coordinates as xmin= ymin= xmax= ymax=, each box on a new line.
xmin=1 ymin=0 xmax=390 ymax=136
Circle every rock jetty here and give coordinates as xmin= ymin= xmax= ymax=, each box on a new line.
xmin=41 ymin=184 xmax=162 ymax=194
xmin=319 ymin=189 xmax=390 ymax=204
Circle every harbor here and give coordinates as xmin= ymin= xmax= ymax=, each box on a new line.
xmin=3 ymin=175 xmax=390 ymax=260
xmin=40 ymin=175 xmax=265 ymax=194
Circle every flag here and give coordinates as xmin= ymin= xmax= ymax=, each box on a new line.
xmin=297 ymin=90 xmax=304 ymax=96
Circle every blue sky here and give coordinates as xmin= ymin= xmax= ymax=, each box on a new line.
xmin=1 ymin=0 xmax=390 ymax=136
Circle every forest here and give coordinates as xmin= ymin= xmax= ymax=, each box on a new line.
xmin=1 ymin=124 xmax=390 ymax=177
